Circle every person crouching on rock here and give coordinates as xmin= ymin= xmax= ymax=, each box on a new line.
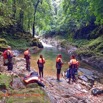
xmin=37 ymin=55 xmax=45 ymax=78
xmin=67 ymin=55 xmax=79 ymax=83
xmin=56 ymin=54 xmax=63 ymax=81
xmin=24 ymin=48 xmax=31 ymax=72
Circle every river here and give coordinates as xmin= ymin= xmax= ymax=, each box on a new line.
xmin=19 ymin=41 xmax=96 ymax=78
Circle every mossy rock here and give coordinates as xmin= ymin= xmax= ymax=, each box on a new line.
xmin=30 ymin=38 xmax=43 ymax=48
xmin=76 ymin=47 xmax=95 ymax=59
xmin=0 ymin=83 xmax=6 ymax=90
xmin=0 ymin=38 xmax=8 ymax=51
xmin=0 ymin=44 xmax=8 ymax=51
xmin=0 ymin=51 xmax=2 ymax=55
xmin=3 ymin=87 xmax=50 ymax=103
xmin=0 ymin=38 xmax=7 ymax=44
xmin=60 ymin=40 xmax=68 ymax=48
xmin=88 ymin=36 xmax=103 ymax=53
xmin=0 ymin=74 xmax=11 ymax=89
xmin=26 ymin=83 xmax=39 ymax=88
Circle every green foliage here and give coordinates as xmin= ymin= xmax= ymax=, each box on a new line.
xmin=0 ymin=0 xmax=103 ymax=45
xmin=0 ymin=74 xmax=50 ymax=103
xmin=0 ymin=38 xmax=8 ymax=51
xmin=6 ymin=87 xmax=50 ymax=103
xmin=88 ymin=36 xmax=103 ymax=52
xmin=0 ymin=38 xmax=7 ymax=45
xmin=75 ymin=36 xmax=103 ymax=58
xmin=0 ymin=74 xmax=11 ymax=89
xmin=0 ymin=0 xmax=53 ymax=34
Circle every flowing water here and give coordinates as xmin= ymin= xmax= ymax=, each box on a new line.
xmin=19 ymin=42 xmax=96 ymax=78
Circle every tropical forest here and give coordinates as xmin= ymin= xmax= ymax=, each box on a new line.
xmin=0 ymin=0 xmax=103 ymax=103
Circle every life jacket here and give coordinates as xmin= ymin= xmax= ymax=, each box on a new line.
xmin=3 ymin=50 xmax=13 ymax=59
xmin=24 ymin=50 xmax=29 ymax=56
xmin=56 ymin=57 xmax=62 ymax=63
xmin=24 ymin=50 xmax=30 ymax=59
xmin=69 ymin=59 xmax=78 ymax=69
xmin=38 ymin=58 xmax=45 ymax=64
xmin=56 ymin=57 xmax=63 ymax=68
xmin=37 ymin=58 xmax=45 ymax=67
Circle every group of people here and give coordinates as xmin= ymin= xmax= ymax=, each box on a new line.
xmin=23 ymin=48 xmax=45 ymax=78
xmin=2 ymin=46 xmax=79 ymax=84
xmin=56 ymin=54 xmax=79 ymax=83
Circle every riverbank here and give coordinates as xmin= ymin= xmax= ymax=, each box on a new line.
xmin=0 ymin=33 xmax=43 ymax=52
xmin=0 ymin=55 xmax=103 ymax=103
xmin=41 ymin=36 xmax=77 ymax=54
xmin=0 ymin=55 xmax=50 ymax=103
xmin=41 ymin=36 xmax=103 ymax=72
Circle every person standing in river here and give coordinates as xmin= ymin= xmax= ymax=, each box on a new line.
xmin=24 ymin=48 xmax=31 ymax=71
xmin=37 ymin=55 xmax=45 ymax=78
xmin=56 ymin=54 xmax=63 ymax=81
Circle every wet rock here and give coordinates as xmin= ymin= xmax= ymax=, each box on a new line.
xmin=91 ymin=88 xmax=103 ymax=96
xmin=12 ymin=50 xmax=21 ymax=56
xmin=79 ymin=54 xmax=103 ymax=71
xmin=79 ymin=75 xmax=88 ymax=82
xmin=15 ymin=58 xmax=25 ymax=62
xmin=11 ymin=77 xmax=25 ymax=89
xmin=26 ymin=83 xmax=39 ymax=88
xmin=61 ymin=93 xmax=72 ymax=98
xmin=30 ymin=38 xmax=43 ymax=48
xmin=78 ymin=100 xmax=87 ymax=103
xmin=67 ymin=47 xmax=77 ymax=54
xmin=29 ymin=46 xmax=41 ymax=53
xmin=78 ymin=80 xmax=91 ymax=90
xmin=0 ymin=84 xmax=6 ymax=90
xmin=67 ymin=97 xmax=78 ymax=103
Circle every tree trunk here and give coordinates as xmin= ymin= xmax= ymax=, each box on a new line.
xmin=32 ymin=0 xmax=40 ymax=37
xmin=33 ymin=22 xmax=35 ymax=37
xmin=19 ymin=10 xmax=24 ymax=31
xmin=12 ymin=0 xmax=16 ymax=19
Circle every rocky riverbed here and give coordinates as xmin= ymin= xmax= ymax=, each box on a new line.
xmin=0 ymin=54 xmax=103 ymax=103
xmin=41 ymin=37 xmax=77 ymax=53
xmin=0 ymin=56 xmax=50 ymax=103
xmin=44 ymin=77 xmax=103 ymax=103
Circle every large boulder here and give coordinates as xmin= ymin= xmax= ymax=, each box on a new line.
xmin=0 ymin=38 xmax=8 ymax=51
xmin=30 ymin=38 xmax=43 ymax=48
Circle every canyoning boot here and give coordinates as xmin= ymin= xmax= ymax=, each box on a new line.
xmin=58 ymin=74 xmax=60 ymax=81
xmin=57 ymin=74 xmax=61 ymax=82
xmin=68 ymin=78 xmax=71 ymax=84
xmin=57 ymin=74 xmax=59 ymax=81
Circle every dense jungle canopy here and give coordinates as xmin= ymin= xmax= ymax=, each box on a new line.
xmin=0 ymin=0 xmax=103 ymax=38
